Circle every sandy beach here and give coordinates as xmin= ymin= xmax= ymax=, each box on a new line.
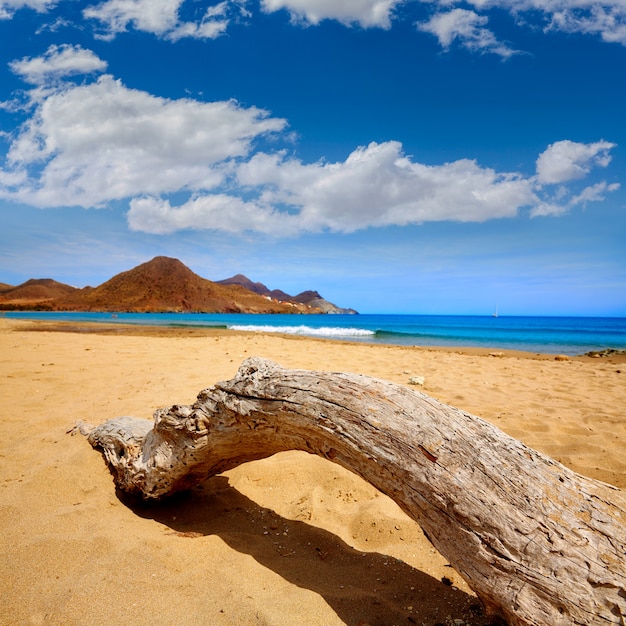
xmin=1 ymin=318 xmax=625 ymax=626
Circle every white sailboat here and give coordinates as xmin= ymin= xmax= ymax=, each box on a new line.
xmin=492 ymin=302 xmax=499 ymax=318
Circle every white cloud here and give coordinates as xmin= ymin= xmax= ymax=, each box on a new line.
xmin=261 ymin=0 xmax=626 ymax=47
xmin=0 ymin=75 xmax=286 ymax=207
xmin=528 ymin=202 xmax=567 ymax=218
xmin=447 ymin=0 xmax=626 ymax=46
xmin=3 ymin=0 xmax=626 ymax=47
xmin=128 ymin=142 xmax=546 ymax=237
xmin=568 ymin=181 xmax=620 ymax=207
xmin=530 ymin=1 xmax=626 ymax=44
xmin=9 ymin=44 xmax=107 ymax=85
xmin=529 ymin=180 xmax=621 ymax=216
xmin=2 ymin=0 xmax=242 ymax=39
xmin=237 ymin=141 xmax=538 ymax=233
xmin=0 ymin=0 xmax=57 ymax=19
xmin=529 ymin=175 xmax=619 ymax=217
xmin=129 ymin=139 xmax=618 ymax=236
xmin=535 ymin=139 xmax=616 ymax=184
xmin=0 ymin=168 xmax=27 ymax=187
xmin=127 ymin=194 xmax=297 ymax=234
xmin=83 ymin=0 xmax=181 ymax=37
xmin=260 ymin=0 xmax=400 ymax=28
xmin=83 ymin=0 xmax=235 ymax=40
xmin=2 ymin=0 xmax=626 ymax=48
xmin=0 ymin=60 xmax=617 ymax=235
xmin=167 ymin=2 xmax=231 ymax=41
xmin=417 ymin=9 xmax=518 ymax=57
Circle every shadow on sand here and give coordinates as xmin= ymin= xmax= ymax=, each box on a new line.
xmin=124 ymin=476 xmax=487 ymax=626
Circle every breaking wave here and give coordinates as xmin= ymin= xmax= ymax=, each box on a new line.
xmin=228 ymin=324 xmax=376 ymax=338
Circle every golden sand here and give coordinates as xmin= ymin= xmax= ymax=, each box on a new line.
xmin=1 ymin=319 xmax=624 ymax=625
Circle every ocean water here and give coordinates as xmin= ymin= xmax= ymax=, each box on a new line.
xmin=5 ymin=311 xmax=626 ymax=356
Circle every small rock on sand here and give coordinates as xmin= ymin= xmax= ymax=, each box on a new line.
xmin=408 ymin=376 xmax=425 ymax=386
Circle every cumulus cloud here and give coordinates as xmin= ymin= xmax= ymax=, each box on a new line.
xmin=417 ymin=9 xmax=519 ymax=57
xmin=3 ymin=0 xmax=241 ymax=39
xmin=0 ymin=0 xmax=57 ymax=19
xmin=0 ymin=53 xmax=618 ymax=235
xmin=127 ymin=194 xmax=297 ymax=234
xmin=83 ymin=0 xmax=181 ymax=37
xmin=0 ymin=72 xmax=286 ymax=208
xmin=260 ymin=0 xmax=626 ymax=47
xmin=421 ymin=0 xmax=626 ymax=47
xmin=9 ymin=44 xmax=107 ymax=85
xmin=3 ymin=0 xmax=626 ymax=47
xmin=260 ymin=0 xmax=400 ymax=28
xmin=83 ymin=0 xmax=235 ymax=40
xmin=535 ymin=139 xmax=616 ymax=184
xmin=237 ymin=142 xmax=538 ymax=231
xmin=126 ymin=138 xmax=619 ymax=235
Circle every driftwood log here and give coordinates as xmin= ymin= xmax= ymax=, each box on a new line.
xmin=78 ymin=357 xmax=626 ymax=625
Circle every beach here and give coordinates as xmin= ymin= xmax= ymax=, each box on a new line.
xmin=1 ymin=318 xmax=625 ymax=626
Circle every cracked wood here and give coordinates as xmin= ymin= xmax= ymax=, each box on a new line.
xmin=77 ymin=357 xmax=626 ymax=626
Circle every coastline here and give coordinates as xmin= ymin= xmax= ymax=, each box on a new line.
xmin=1 ymin=317 xmax=625 ymax=625
xmin=4 ymin=310 xmax=626 ymax=358
xmin=11 ymin=317 xmax=626 ymax=363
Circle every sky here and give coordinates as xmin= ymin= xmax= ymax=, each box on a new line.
xmin=0 ymin=0 xmax=625 ymax=315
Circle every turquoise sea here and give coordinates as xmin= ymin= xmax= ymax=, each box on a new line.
xmin=5 ymin=311 xmax=626 ymax=356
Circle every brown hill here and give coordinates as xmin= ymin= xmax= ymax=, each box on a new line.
xmin=218 ymin=276 xmax=357 ymax=314
xmin=216 ymin=274 xmax=293 ymax=302
xmin=292 ymin=290 xmax=358 ymax=314
xmin=217 ymin=274 xmax=269 ymax=296
xmin=51 ymin=257 xmax=317 ymax=313
xmin=0 ymin=278 xmax=78 ymax=309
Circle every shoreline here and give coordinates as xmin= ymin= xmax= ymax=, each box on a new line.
xmin=1 ymin=317 xmax=625 ymax=625
xmin=8 ymin=317 xmax=626 ymax=363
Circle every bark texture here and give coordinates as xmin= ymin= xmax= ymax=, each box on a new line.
xmin=78 ymin=357 xmax=626 ymax=626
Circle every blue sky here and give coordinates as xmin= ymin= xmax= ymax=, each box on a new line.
xmin=0 ymin=0 xmax=624 ymax=315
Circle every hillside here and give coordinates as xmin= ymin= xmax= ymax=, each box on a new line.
xmin=217 ymin=276 xmax=357 ymax=314
xmin=0 ymin=257 xmax=356 ymax=314
xmin=0 ymin=278 xmax=78 ymax=310
xmin=46 ymin=257 xmax=315 ymax=313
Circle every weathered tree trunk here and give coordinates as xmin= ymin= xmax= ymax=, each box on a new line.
xmin=77 ymin=357 xmax=626 ymax=626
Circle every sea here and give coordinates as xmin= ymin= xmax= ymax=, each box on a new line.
xmin=4 ymin=311 xmax=626 ymax=356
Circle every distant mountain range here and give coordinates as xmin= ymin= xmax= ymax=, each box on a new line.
xmin=0 ymin=256 xmax=357 ymax=314
xmin=215 ymin=274 xmax=357 ymax=314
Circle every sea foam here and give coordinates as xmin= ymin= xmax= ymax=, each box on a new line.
xmin=228 ymin=324 xmax=375 ymax=338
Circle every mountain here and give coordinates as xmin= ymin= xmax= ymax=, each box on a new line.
xmin=0 ymin=278 xmax=78 ymax=310
xmin=0 ymin=257 xmax=357 ymax=314
xmin=48 ymin=257 xmax=318 ymax=313
xmin=291 ymin=290 xmax=358 ymax=314
xmin=217 ymin=276 xmax=357 ymax=314
xmin=217 ymin=274 xmax=270 ymax=296
xmin=215 ymin=274 xmax=293 ymax=302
